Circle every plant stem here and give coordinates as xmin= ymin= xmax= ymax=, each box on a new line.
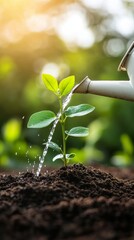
xmin=59 ymin=97 xmax=67 ymax=167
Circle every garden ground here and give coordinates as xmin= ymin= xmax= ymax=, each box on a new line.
xmin=0 ymin=164 xmax=133 ymax=240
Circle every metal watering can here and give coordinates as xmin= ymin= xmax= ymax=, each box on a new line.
xmin=74 ymin=41 xmax=134 ymax=101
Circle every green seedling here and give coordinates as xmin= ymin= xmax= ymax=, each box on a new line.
xmin=27 ymin=74 xmax=95 ymax=167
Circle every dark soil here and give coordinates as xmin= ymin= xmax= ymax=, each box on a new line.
xmin=0 ymin=164 xmax=133 ymax=240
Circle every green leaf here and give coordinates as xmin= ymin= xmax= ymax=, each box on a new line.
xmin=59 ymin=75 xmax=75 ymax=96
xmin=66 ymin=127 xmax=89 ymax=137
xmin=65 ymin=104 xmax=95 ymax=118
xmin=52 ymin=153 xmax=76 ymax=162
xmin=52 ymin=154 xmax=63 ymax=162
xmin=42 ymin=74 xmax=59 ymax=93
xmin=44 ymin=141 xmax=62 ymax=152
xmin=121 ymin=134 xmax=133 ymax=155
xmin=66 ymin=153 xmax=76 ymax=159
xmin=3 ymin=119 xmax=21 ymax=142
xmin=27 ymin=111 xmax=56 ymax=128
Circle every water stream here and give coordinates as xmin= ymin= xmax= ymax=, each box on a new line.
xmin=36 ymin=90 xmax=74 ymax=176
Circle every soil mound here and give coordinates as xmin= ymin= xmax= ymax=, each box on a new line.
xmin=0 ymin=164 xmax=134 ymax=240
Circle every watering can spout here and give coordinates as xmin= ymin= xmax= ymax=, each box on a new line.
xmin=74 ymin=41 xmax=134 ymax=101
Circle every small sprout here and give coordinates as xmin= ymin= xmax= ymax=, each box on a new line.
xmin=27 ymin=74 xmax=95 ymax=167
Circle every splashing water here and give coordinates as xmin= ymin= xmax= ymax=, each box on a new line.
xmin=36 ymin=90 xmax=74 ymax=176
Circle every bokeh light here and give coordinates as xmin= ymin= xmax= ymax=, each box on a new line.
xmin=0 ymin=0 xmax=134 ymax=169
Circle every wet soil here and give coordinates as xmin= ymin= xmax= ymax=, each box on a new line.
xmin=0 ymin=164 xmax=133 ymax=240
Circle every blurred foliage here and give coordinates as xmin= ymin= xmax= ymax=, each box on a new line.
xmin=0 ymin=118 xmax=42 ymax=169
xmin=0 ymin=0 xmax=134 ymax=169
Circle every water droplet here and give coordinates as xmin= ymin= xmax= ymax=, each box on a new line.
xmin=22 ymin=116 xmax=25 ymax=119
xmin=32 ymin=161 xmax=35 ymax=174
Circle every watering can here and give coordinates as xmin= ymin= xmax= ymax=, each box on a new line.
xmin=74 ymin=41 xmax=134 ymax=101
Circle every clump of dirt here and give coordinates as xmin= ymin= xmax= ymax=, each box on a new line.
xmin=0 ymin=164 xmax=133 ymax=240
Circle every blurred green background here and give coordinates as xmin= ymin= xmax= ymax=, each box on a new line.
xmin=0 ymin=0 xmax=134 ymax=171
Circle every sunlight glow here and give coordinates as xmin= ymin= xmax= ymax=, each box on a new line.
xmin=26 ymin=14 xmax=50 ymax=32
xmin=82 ymin=0 xmax=104 ymax=9
xmin=114 ymin=15 xmax=134 ymax=36
xmin=2 ymin=20 xmax=24 ymax=43
xmin=54 ymin=4 xmax=94 ymax=48
xmin=0 ymin=0 xmax=133 ymax=47
xmin=82 ymin=0 xmax=134 ymax=38
xmin=104 ymin=39 xmax=125 ymax=57
xmin=41 ymin=63 xmax=60 ymax=78
xmin=103 ymin=0 xmax=124 ymax=14
xmin=41 ymin=62 xmax=70 ymax=79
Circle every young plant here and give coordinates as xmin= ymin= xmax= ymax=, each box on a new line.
xmin=27 ymin=74 xmax=95 ymax=167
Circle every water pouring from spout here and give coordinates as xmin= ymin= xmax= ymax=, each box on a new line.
xmin=74 ymin=41 xmax=134 ymax=102
xmin=36 ymin=89 xmax=74 ymax=177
